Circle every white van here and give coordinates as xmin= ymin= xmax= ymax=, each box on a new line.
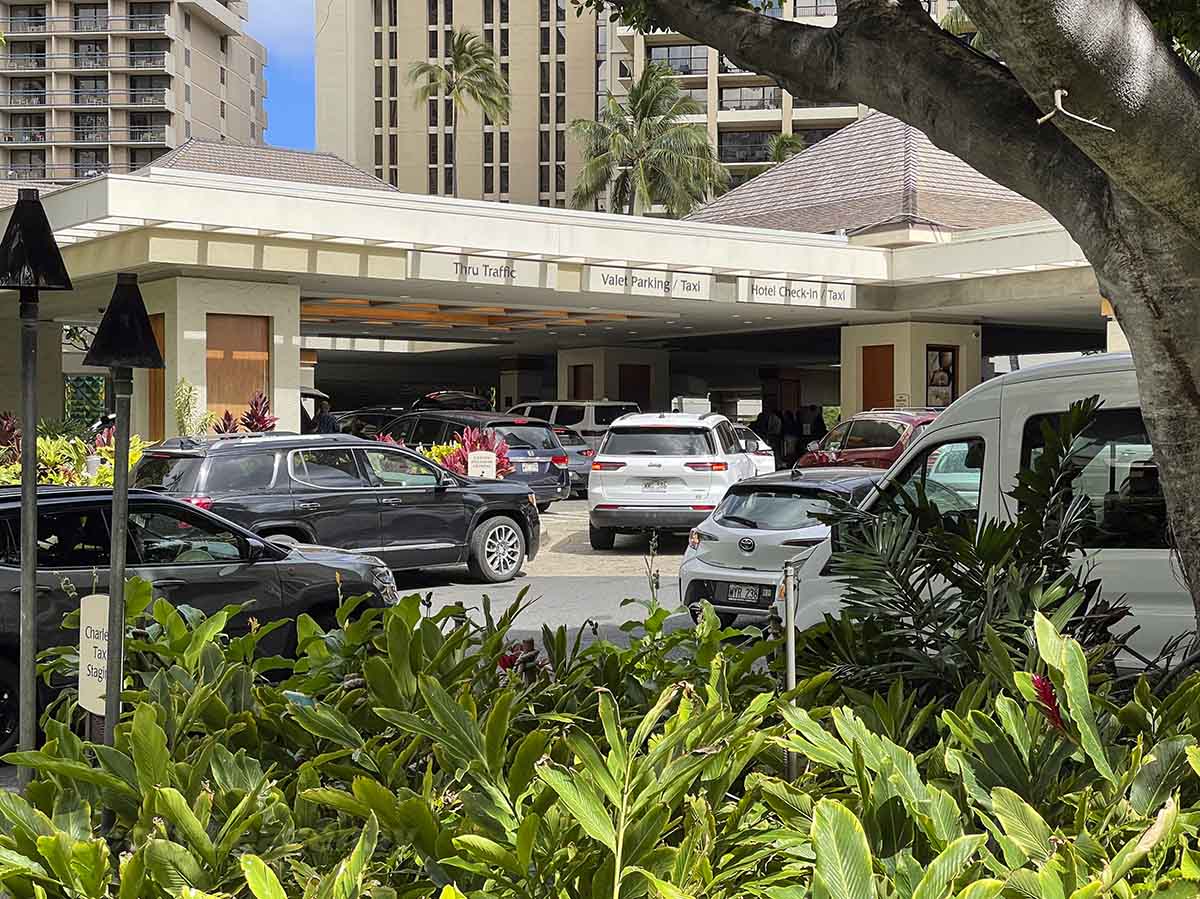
xmin=786 ymin=354 xmax=1187 ymax=661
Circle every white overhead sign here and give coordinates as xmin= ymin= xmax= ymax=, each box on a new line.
xmin=586 ymin=266 xmax=714 ymax=301
xmin=739 ymin=278 xmax=855 ymax=308
xmin=78 ymin=594 xmax=109 ymax=716
xmin=410 ymin=252 xmax=557 ymax=290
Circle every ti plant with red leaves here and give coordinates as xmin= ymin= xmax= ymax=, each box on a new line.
xmin=239 ymin=391 xmax=278 ymax=433
xmin=213 ymin=410 xmax=240 ymax=435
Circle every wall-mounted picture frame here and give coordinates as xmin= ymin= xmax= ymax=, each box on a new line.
xmin=926 ymin=345 xmax=958 ymax=408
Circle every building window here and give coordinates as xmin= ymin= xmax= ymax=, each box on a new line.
xmin=484 ymin=166 xmax=494 ymax=193
xmin=555 ymin=131 xmax=565 ymax=161
xmin=427 ymin=0 xmax=437 ymax=21
xmin=428 ymin=133 xmax=438 ymax=162
xmin=540 ymin=62 xmax=550 ymax=93
xmin=499 ymin=0 xmax=508 ymax=21
xmin=390 ymin=0 xmax=398 ymax=26
xmin=389 ymin=134 xmax=397 ymax=162
xmin=647 ymin=44 xmax=707 ymax=75
xmin=219 ymin=101 xmax=226 ymax=118
xmin=251 ymin=90 xmax=256 ymax=107
xmin=251 ymin=123 xmax=257 ymax=141
xmin=376 ymin=100 xmax=383 ymax=127
xmin=444 ymin=132 xmax=454 ymax=161
xmin=185 ymin=83 xmax=191 ymax=103
xmin=184 ymin=48 xmax=191 ymax=67
xmin=540 ymin=27 xmax=549 ymax=55
xmin=184 ymin=11 xmax=190 ymax=29
xmin=556 ymin=163 xmax=566 ymax=191
xmin=375 ymin=31 xmax=383 ymax=57
xmin=540 ymin=96 xmax=550 ymax=124
xmin=499 ymin=166 xmax=509 ymax=192
xmin=390 ymin=168 xmax=398 ymax=186
xmin=428 ymin=31 xmax=437 ymax=57
xmin=389 ymin=32 xmax=397 ymax=58
xmin=539 ymin=130 xmax=550 ymax=161
xmin=539 ymin=165 xmax=549 ymax=192
xmin=185 ymin=120 xmax=191 ymax=137
xmin=483 ymin=131 xmax=493 ymax=162
xmin=500 ymin=131 xmax=509 ymax=162
xmin=389 ymin=65 xmax=398 ymax=98
xmin=390 ymin=101 xmax=398 ymax=127
xmin=444 ymin=168 xmax=453 ymax=192
xmin=220 ymin=67 xmax=226 ymax=85
xmin=555 ymin=95 xmax=565 ymax=121
xmin=251 ymin=58 xmax=257 ymax=75
xmin=556 ymin=26 xmax=566 ymax=53
xmin=540 ymin=0 xmax=550 ymax=20
xmin=428 ymin=98 xmax=438 ymax=126
xmin=484 ymin=0 xmax=493 ymax=24
xmin=556 ymin=61 xmax=566 ymax=91
xmin=375 ymin=135 xmax=383 ymax=165
xmin=444 ymin=0 xmax=453 ymax=23
xmin=500 ymin=29 xmax=509 ymax=56
xmin=428 ymin=168 xmax=438 ymax=193
xmin=220 ymin=36 xmax=228 ymax=55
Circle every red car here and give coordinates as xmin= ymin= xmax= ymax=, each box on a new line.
xmin=794 ymin=409 xmax=939 ymax=470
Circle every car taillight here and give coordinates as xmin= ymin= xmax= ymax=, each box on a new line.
xmin=691 ymin=505 xmax=716 ymax=512
xmin=551 ymin=454 xmax=569 ymax=469
xmin=686 ymin=462 xmax=729 ymax=472
xmin=592 ymin=461 xmax=626 ymax=471
xmin=688 ymin=528 xmax=716 ymax=550
xmin=182 ymin=495 xmax=213 ymax=511
xmin=581 ymin=449 xmax=595 ymax=458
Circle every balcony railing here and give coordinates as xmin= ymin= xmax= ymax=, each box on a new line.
xmin=647 ymin=56 xmax=708 ymax=76
xmin=123 ymin=52 xmax=169 ymax=69
xmin=0 ymin=53 xmax=166 ymax=71
xmin=0 ymin=15 xmax=168 ymax=34
xmin=123 ymin=126 xmax=168 ymax=142
xmin=0 ymin=126 xmax=170 ymax=143
xmin=1 ymin=162 xmax=135 ymax=181
xmin=0 ymin=89 xmax=170 ymax=107
xmin=73 ymin=54 xmax=110 ymax=69
xmin=719 ymin=94 xmax=783 ymax=111
xmin=718 ymin=143 xmax=772 ymax=163
xmin=0 ymin=55 xmax=48 ymax=71
xmin=792 ymin=0 xmax=836 ymax=15
xmin=0 ymin=129 xmax=48 ymax=143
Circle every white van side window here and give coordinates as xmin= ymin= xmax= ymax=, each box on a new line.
xmin=889 ymin=438 xmax=985 ymax=515
xmin=1020 ymin=408 xmax=1167 ymax=549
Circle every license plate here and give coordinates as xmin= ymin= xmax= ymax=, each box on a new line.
xmin=727 ymin=583 xmax=760 ymax=603
xmin=643 ymin=479 xmax=669 ymax=492
xmin=522 ymin=462 xmax=539 ymax=473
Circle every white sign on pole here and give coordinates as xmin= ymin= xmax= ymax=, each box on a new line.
xmin=468 ymin=451 xmax=499 ymax=479
xmin=78 ymin=594 xmax=109 ymax=716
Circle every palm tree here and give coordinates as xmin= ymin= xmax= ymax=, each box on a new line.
xmin=767 ymin=132 xmax=808 ymax=164
xmin=407 ymin=30 xmax=510 ymax=199
xmin=569 ymin=63 xmax=728 ymax=217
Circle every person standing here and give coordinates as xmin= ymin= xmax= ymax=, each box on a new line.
xmin=314 ymin=400 xmax=340 ymax=434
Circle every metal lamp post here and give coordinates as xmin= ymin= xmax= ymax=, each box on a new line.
xmin=0 ymin=188 xmax=73 ymax=784
xmin=83 ymin=273 xmax=163 ymax=745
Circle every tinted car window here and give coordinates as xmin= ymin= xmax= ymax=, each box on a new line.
xmin=602 ymin=428 xmax=714 ymax=456
xmin=384 ymin=418 xmax=416 ymax=443
xmin=528 ymin=404 xmax=554 ymax=420
xmin=24 ymin=509 xmax=111 ymax=567
xmin=594 ymin=404 xmax=640 ymax=426
xmin=205 ymin=453 xmax=277 ymax=492
xmin=846 ymin=419 xmax=903 ymax=449
xmin=129 ymin=506 xmax=243 ymax=564
xmin=716 ymin=489 xmax=833 ymax=530
xmin=412 ymin=418 xmax=448 ymax=446
xmin=493 ymin=423 xmax=560 ymax=450
xmin=716 ymin=422 xmax=740 ymax=454
xmin=822 ymin=421 xmax=851 ymax=451
xmin=134 ymin=454 xmax=202 ymax=492
xmin=555 ymin=404 xmax=585 ymax=426
xmin=292 ymin=449 xmax=367 ymax=488
xmin=362 ymin=449 xmax=440 ymax=488
xmin=554 ymin=428 xmax=586 ymax=447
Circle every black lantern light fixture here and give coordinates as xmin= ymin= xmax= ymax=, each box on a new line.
xmin=85 ymin=272 xmax=163 ymax=745
xmin=0 ymin=188 xmax=72 ymax=782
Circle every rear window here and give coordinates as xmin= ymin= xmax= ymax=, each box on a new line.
xmin=594 ymin=404 xmax=640 ymax=427
xmin=847 ymin=419 xmax=903 ymax=449
xmin=491 ymin=423 xmax=560 ymax=450
xmin=716 ymin=489 xmax=833 ymax=531
xmin=602 ymin=427 xmax=714 ymax=456
xmin=134 ymin=455 xmax=202 ymax=493
xmin=554 ymin=428 xmax=586 ymax=447
xmin=555 ymin=405 xmax=586 ymax=426
xmin=204 ymin=453 xmax=277 ymax=492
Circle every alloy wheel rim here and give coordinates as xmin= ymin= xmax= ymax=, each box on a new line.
xmin=485 ymin=524 xmax=521 ymax=575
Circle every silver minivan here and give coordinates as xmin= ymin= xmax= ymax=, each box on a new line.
xmin=508 ymin=401 xmax=641 ymax=450
xmin=786 ymin=354 xmax=1185 ymax=662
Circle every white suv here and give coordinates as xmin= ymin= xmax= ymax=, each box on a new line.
xmin=588 ymin=412 xmax=758 ymax=550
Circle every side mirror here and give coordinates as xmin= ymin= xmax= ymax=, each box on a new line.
xmin=246 ymin=537 xmax=268 ymax=561
xmin=806 ymin=441 xmax=821 ymax=453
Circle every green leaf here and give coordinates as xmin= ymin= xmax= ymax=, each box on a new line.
xmin=955 ymin=881 xmax=1004 ymax=899
xmin=516 ymin=813 xmax=539 ymax=873
xmin=537 ymin=764 xmax=616 ymax=851
xmin=131 ymin=703 xmax=171 ymax=795
xmin=285 ymin=693 xmax=366 ymax=751
xmin=1130 ymin=735 xmax=1194 ymax=817
xmin=144 ymin=839 xmax=207 ymax=894
xmin=241 ymin=855 xmax=288 ymax=899
xmin=509 ymin=731 xmax=549 ymax=803
xmin=1 ymin=753 xmax=138 ymax=800
xmin=301 ymin=788 xmax=371 ymax=819
xmin=453 ymin=834 xmax=521 ymax=877
xmin=990 ymin=787 xmax=1052 ymax=864
xmin=1102 ymin=797 xmax=1178 ymax=888
xmin=628 ymin=866 xmax=698 ymax=899
xmin=117 ymin=846 xmax=146 ymax=899
xmin=156 ymin=787 xmax=216 ymax=868
xmin=913 ymin=834 xmax=986 ymax=899
xmin=1033 ymin=613 xmax=1116 ymax=784
xmin=484 ymin=690 xmax=515 ymax=776
xmin=329 ymin=812 xmax=379 ymax=899
xmin=417 ymin=675 xmax=488 ymax=772
xmin=811 ymin=800 xmax=873 ymax=899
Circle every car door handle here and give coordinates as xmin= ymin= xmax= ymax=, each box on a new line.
xmin=381 ymin=497 xmax=404 ymax=506
xmin=152 ymin=579 xmax=187 ymax=589
xmin=10 ymin=585 xmax=50 ymax=594
xmin=297 ymin=502 xmax=321 ymax=511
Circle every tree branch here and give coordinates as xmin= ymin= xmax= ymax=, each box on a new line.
xmin=604 ymin=0 xmax=1113 ymax=252
xmin=962 ymin=0 xmax=1200 ymax=243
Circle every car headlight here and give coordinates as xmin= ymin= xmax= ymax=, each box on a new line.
xmin=371 ymin=566 xmax=399 ymax=605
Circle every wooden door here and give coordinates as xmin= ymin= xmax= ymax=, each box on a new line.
xmin=618 ymin=364 xmax=652 ymax=411
xmin=147 ymin=314 xmax=165 ymax=442
xmin=569 ymin=364 xmax=594 ymax=401
xmin=861 ymin=345 xmax=895 ymax=412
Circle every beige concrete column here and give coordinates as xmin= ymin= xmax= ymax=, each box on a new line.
xmin=840 ymin=321 xmax=982 ymax=417
xmin=0 ymin=322 xmax=64 ymax=421
xmin=557 ymin=346 xmax=670 ymax=410
xmin=132 ymin=277 xmax=302 ymax=438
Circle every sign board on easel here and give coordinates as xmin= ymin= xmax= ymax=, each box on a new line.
xmin=468 ymin=451 xmax=498 ymax=479
xmin=78 ymin=594 xmax=109 ymax=716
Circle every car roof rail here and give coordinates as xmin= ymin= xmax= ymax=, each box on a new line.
xmin=866 ymin=406 xmax=942 ymax=414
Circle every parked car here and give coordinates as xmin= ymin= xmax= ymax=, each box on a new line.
xmin=782 ymin=353 xmax=1183 ymax=664
xmin=333 ymin=406 xmax=409 ymax=438
xmin=507 ymin=401 xmax=641 ymax=450
xmin=587 ymin=412 xmax=759 ymax=549
xmin=735 ymin=424 xmax=778 ymax=476
xmin=133 ymin=433 xmax=541 ymax=583
xmin=681 ymin=467 xmax=883 ymax=628
xmin=552 ymin=426 xmax=596 ymax=496
xmin=794 ymin=408 xmax=938 ymax=470
xmin=412 ymin=391 xmax=492 ymax=411
xmin=0 ymin=486 xmax=401 ymax=752
xmin=380 ymin=411 xmax=571 ymax=511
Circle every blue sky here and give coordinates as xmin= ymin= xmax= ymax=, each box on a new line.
xmin=248 ymin=0 xmax=317 ymax=150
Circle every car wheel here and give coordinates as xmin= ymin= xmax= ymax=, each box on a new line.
xmin=589 ymin=524 xmax=616 ymax=550
xmin=537 ymin=503 xmax=552 ymax=514
xmin=688 ymin=605 xmax=737 ymax=629
xmin=0 ymin=659 xmax=19 ymax=755
xmin=469 ymin=517 xmax=526 ymax=583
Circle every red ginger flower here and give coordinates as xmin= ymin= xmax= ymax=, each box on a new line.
xmin=1032 ymin=674 xmax=1067 ymax=733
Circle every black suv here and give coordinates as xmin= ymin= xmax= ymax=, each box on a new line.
xmin=133 ymin=434 xmax=541 ymax=583
xmin=380 ymin=412 xmax=571 ymax=511
xmin=0 ymin=487 xmax=400 ymax=751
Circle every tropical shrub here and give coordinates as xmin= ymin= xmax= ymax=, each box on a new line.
xmin=0 ymin=429 xmax=147 ymax=487
xmin=213 ymin=410 xmax=240 ymax=434
xmin=240 ymin=391 xmax=278 ymax=433
xmin=174 ymin=377 xmax=217 ymax=438
xmin=440 ymin=426 xmax=514 ymax=478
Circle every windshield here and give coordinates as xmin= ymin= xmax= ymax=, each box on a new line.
xmin=602 ymin=428 xmax=714 ymax=456
xmin=594 ymin=404 xmax=640 ymax=426
xmin=716 ymin=489 xmax=833 ymax=530
xmin=134 ymin=455 xmax=202 ymax=492
xmin=492 ymin=424 xmax=561 ymax=451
